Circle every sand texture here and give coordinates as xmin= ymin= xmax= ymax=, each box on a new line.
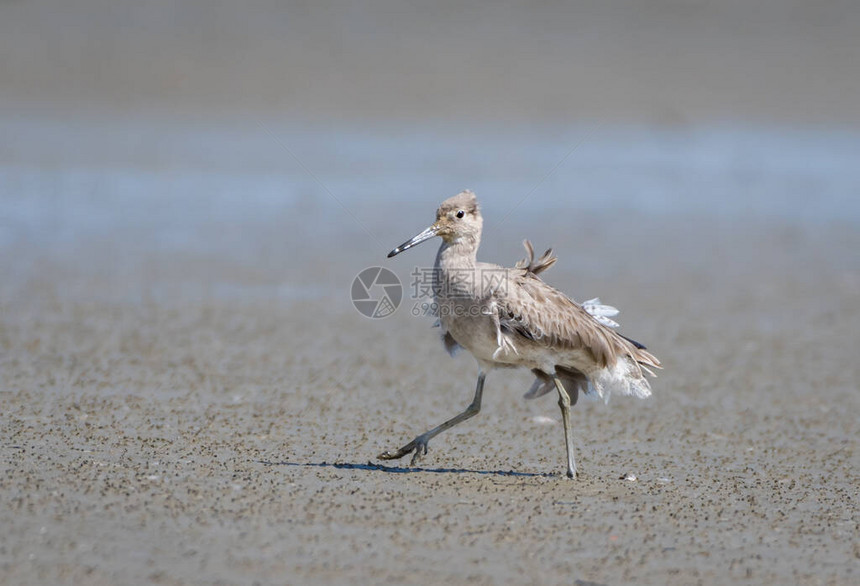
xmin=2 ymin=194 xmax=858 ymax=585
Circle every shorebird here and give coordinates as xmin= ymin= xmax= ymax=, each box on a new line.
xmin=380 ymin=190 xmax=660 ymax=478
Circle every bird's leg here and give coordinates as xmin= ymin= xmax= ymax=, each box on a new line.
xmin=378 ymin=371 xmax=486 ymax=466
xmin=553 ymin=376 xmax=578 ymax=479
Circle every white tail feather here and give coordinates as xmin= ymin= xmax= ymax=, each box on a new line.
xmin=582 ymin=297 xmax=621 ymax=329
xmin=590 ymin=358 xmax=653 ymax=403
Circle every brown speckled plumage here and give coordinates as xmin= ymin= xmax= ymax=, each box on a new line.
xmin=380 ymin=190 xmax=661 ymax=478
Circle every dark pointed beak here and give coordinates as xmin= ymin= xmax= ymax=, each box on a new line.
xmin=388 ymin=224 xmax=439 ymax=257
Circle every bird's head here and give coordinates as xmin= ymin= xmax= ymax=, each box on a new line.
xmin=388 ymin=190 xmax=482 ymax=257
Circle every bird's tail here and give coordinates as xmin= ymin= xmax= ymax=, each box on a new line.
xmin=625 ymin=341 xmax=662 ymax=378
xmin=524 ymin=350 xmax=660 ymax=403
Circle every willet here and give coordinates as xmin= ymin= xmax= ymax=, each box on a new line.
xmin=380 ymin=190 xmax=661 ymax=478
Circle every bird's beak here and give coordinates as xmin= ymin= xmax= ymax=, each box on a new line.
xmin=388 ymin=224 xmax=440 ymax=258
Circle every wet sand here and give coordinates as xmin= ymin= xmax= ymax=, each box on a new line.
xmin=2 ymin=195 xmax=858 ymax=584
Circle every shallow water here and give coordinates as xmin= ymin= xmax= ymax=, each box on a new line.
xmin=3 ymin=115 xmax=857 ymax=316
xmin=3 ymin=115 xmax=859 ymax=250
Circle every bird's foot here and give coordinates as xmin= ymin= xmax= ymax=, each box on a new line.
xmin=377 ymin=434 xmax=430 ymax=466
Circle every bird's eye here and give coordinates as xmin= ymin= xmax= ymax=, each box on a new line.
xmin=456 ymin=210 xmax=465 ymax=219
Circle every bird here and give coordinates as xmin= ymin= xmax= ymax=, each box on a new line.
xmin=379 ymin=190 xmax=660 ymax=478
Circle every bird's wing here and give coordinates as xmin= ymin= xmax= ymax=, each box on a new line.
xmin=496 ymin=275 xmax=660 ymax=372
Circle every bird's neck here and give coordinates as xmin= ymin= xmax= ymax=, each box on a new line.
xmin=435 ymin=237 xmax=479 ymax=271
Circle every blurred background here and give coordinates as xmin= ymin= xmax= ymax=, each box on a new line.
xmin=3 ymin=0 xmax=860 ymax=122
xmin=2 ymin=2 xmax=859 ymax=583
xmin=2 ymin=0 xmax=859 ymax=297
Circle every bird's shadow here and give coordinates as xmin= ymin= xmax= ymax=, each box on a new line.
xmin=257 ymin=460 xmax=556 ymax=478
